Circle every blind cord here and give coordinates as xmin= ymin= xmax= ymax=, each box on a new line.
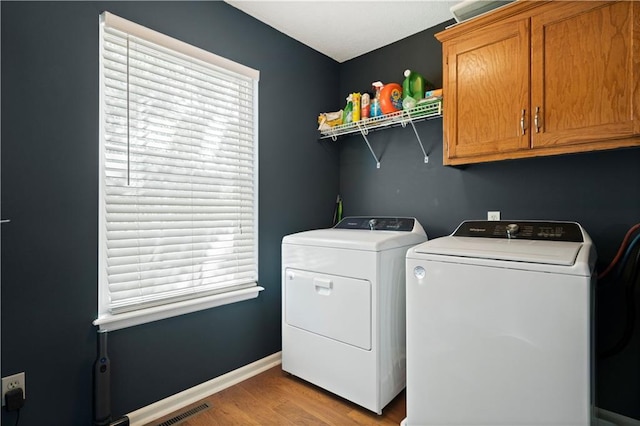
xmin=126 ymin=35 xmax=131 ymax=186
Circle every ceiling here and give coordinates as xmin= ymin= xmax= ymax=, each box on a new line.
xmin=224 ymin=1 xmax=459 ymax=63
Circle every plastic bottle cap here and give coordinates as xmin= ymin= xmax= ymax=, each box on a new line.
xmin=404 ymin=69 xmax=411 ymax=77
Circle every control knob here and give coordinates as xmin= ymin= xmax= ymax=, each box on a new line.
xmin=506 ymin=223 xmax=519 ymax=239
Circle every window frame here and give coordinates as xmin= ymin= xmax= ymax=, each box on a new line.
xmin=94 ymin=12 xmax=262 ymax=332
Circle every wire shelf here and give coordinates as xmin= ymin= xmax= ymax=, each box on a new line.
xmin=318 ymin=99 xmax=442 ymax=140
xmin=318 ymin=99 xmax=442 ymax=168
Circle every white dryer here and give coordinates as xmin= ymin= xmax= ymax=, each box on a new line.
xmin=404 ymin=220 xmax=597 ymax=425
xmin=282 ymin=216 xmax=428 ymax=414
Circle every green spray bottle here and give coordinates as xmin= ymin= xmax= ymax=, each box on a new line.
xmin=342 ymin=94 xmax=353 ymax=124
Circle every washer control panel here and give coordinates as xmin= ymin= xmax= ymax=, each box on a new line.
xmin=335 ymin=216 xmax=416 ymax=232
xmin=453 ymin=220 xmax=584 ymax=242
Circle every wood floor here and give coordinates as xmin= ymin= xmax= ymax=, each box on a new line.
xmin=147 ymin=366 xmax=406 ymax=425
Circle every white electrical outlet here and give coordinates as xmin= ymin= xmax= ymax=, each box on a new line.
xmin=488 ymin=211 xmax=501 ymax=221
xmin=1 ymin=372 xmax=25 ymax=406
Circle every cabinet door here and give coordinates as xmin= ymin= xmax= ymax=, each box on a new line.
xmin=531 ymin=1 xmax=639 ymax=149
xmin=443 ymin=19 xmax=530 ymax=164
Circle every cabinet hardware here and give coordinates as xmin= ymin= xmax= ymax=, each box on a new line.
xmin=535 ymin=106 xmax=540 ymax=133
xmin=520 ymin=109 xmax=526 ymax=135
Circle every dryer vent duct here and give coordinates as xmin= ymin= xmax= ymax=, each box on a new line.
xmin=450 ymin=0 xmax=514 ymax=23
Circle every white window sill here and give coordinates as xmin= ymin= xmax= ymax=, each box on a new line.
xmin=93 ymin=286 xmax=264 ymax=332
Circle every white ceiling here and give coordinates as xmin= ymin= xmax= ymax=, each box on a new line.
xmin=224 ymin=1 xmax=458 ymax=63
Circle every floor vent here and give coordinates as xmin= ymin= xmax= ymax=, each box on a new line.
xmin=156 ymin=402 xmax=211 ymax=426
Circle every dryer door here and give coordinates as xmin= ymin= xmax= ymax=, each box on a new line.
xmin=285 ymin=268 xmax=372 ymax=350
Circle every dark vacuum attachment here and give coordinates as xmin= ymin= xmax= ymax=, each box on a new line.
xmin=94 ymin=329 xmax=130 ymax=426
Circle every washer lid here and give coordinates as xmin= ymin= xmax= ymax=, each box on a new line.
xmin=413 ymin=236 xmax=583 ymax=266
xmin=283 ymin=228 xmax=427 ymax=251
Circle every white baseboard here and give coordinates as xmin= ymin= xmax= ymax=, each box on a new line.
xmin=597 ymin=408 xmax=640 ymax=426
xmin=126 ymin=351 xmax=282 ymax=426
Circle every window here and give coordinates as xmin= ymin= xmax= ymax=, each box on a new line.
xmin=94 ymin=12 xmax=262 ymax=331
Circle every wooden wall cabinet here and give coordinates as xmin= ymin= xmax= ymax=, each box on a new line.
xmin=436 ymin=1 xmax=640 ymax=166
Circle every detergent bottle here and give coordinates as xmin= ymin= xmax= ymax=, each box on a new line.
xmin=380 ymin=82 xmax=403 ymax=114
xmin=370 ymin=82 xmax=383 ymax=118
xmin=402 ymin=69 xmax=426 ymax=109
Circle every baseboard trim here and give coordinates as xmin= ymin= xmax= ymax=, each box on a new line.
xmin=597 ymin=408 xmax=640 ymax=426
xmin=126 ymin=351 xmax=282 ymax=426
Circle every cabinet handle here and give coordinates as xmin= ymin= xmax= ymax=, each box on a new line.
xmin=520 ymin=109 xmax=526 ymax=135
xmin=534 ymin=106 xmax=540 ymax=133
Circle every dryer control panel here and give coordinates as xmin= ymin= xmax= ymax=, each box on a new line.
xmin=335 ymin=216 xmax=417 ymax=232
xmin=453 ymin=220 xmax=584 ymax=242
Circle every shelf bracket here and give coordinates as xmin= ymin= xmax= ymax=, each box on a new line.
xmin=356 ymin=122 xmax=381 ymax=168
xmin=402 ymin=113 xmax=429 ymax=164
xmin=319 ymin=101 xmax=442 ymax=166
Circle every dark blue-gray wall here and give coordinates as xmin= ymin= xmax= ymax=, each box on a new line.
xmin=2 ymin=2 xmax=639 ymax=425
xmin=339 ymin=21 xmax=640 ymax=420
xmin=1 ymin=2 xmax=338 ymax=424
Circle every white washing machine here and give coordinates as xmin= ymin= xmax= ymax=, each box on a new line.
xmin=282 ymin=216 xmax=428 ymax=414
xmin=404 ymin=220 xmax=597 ymax=426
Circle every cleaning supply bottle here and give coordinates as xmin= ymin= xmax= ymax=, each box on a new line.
xmin=370 ymin=82 xmax=383 ymax=118
xmin=361 ymin=92 xmax=371 ymax=119
xmin=402 ymin=69 xmax=426 ymax=109
xmin=342 ymin=94 xmax=353 ymax=124
xmin=352 ymin=93 xmax=361 ymax=122
xmin=380 ymin=82 xmax=403 ymax=114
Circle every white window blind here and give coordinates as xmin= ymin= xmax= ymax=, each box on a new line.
xmin=95 ymin=12 xmax=262 ymax=331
